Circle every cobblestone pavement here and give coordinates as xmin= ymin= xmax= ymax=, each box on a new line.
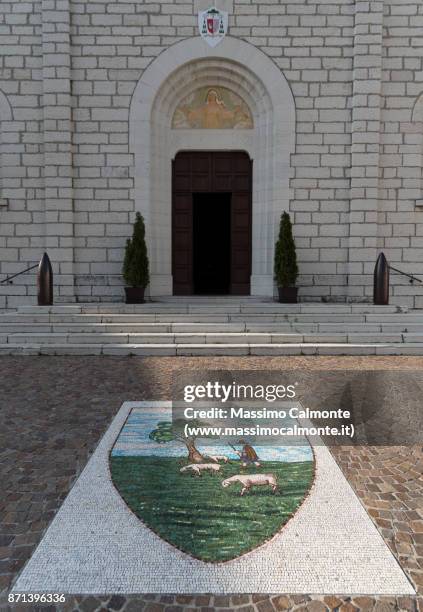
xmin=1 ymin=356 xmax=423 ymax=611
xmin=331 ymin=445 xmax=423 ymax=595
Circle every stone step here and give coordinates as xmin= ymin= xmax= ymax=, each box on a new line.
xmin=1 ymin=312 xmax=410 ymax=324
xmin=0 ymin=322 xmax=390 ymax=334
xmin=3 ymin=320 xmax=423 ymax=334
xmin=2 ymin=342 xmax=423 ymax=356
xmin=8 ymin=322 xmax=423 ymax=336
xmin=403 ymin=333 xmax=423 ymax=342
xmin=2 ymin=301 xmax=423 ymax=355
xmin=4 ymin=331 xmax=407 ymax=345
xmin=148 ymin=296 xmax=276 ymax=303
xmin=16 ymin=303 xmax=403 ymax=315
xmin=0 ymin=322 xmax=246 ymax=333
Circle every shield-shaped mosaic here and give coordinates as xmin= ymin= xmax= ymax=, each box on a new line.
xmin=110 ymin=405 xmax=315 ymax=563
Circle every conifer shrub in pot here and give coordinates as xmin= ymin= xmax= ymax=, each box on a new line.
xmin=123 ymin=212 xmax=150 ymax=304
xmin=274 ymin=212 xmax=299 ymax=303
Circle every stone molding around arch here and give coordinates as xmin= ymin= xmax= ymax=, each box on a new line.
xmin=0 ymin=89 xmax=13 ymax=207
xmin=0 ymin=89 xmax=13 ymax=122
xmin=411 ymin=92 xmax=423 ymax=206
xmin=129 ymin=37 xmax=296 ymax=297
xmin=411 ymin=91 xmax=423 ymax=123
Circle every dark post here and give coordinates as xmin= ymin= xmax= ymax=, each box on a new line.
xmin=37 ymin=252 xmax=53 ymax=306
xmin=373 ymin=252 xmax=389 ymax=305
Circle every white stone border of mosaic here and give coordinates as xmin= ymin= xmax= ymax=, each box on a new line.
xmin=12 ymin=402 xmax=415 ymax=595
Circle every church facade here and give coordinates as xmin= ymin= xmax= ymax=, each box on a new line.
xmin=1 ymin=0 xmax=423 ymax=308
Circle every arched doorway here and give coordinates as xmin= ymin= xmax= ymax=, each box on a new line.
xmin=172 ymin=150 xmax=252 ymax=295
xmin=129 ymin=37 xmax=295 ymax=297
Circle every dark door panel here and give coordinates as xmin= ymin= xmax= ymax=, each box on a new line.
xmin=230 ymin=186 xmax=251 ymax=295
xmin=172 ymin=151 xmax=252 ymax=296
xmin=193 ymin=193 xmax=231 ymax=295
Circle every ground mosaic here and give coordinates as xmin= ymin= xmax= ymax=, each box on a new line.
xmin=110 ymin=405 xmax=314 ymax=563
xmin=1 ymin=356 xmax=423 ymax=611
xmin=11 ymin=402 xmax=415 ymax=595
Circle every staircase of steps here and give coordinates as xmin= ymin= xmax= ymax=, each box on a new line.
xmin=0 ymin=300 xmax=423 ymax=355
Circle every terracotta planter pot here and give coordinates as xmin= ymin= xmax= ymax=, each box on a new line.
xmin=124 ymin=287 xmax=145 ymax=304
xmin=278 ymin=286 xmax=298 ymax=304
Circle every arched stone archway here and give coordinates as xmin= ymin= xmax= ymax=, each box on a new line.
xmin=129 ymin=37 xmax=295 ymax=297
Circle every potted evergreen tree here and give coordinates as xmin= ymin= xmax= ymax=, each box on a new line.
xmin=122 ymin=212 xmax=150 ymax=304
xmin=274 ymin=211 xmax=299 ymax=303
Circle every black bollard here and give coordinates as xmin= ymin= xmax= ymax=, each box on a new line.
xmin=373 ymin=252 xmax=389 ymax=305
xmin=37 ymin=252 xmax=53 ymax=306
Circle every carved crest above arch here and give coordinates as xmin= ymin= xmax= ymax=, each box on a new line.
xmin=172 ymin=86 xmax=253 ymax=129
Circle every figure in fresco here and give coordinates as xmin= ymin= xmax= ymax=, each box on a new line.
xmin=172 ymin=87 xmax=253 ymax=129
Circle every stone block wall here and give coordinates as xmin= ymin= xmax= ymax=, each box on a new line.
xmin=378 ymin=0 xmax=423 ymax=308
xmin=0 ymin=0 xmax=43 ymax=308
xmin=1 ymin=0 xmax=423 ymax=306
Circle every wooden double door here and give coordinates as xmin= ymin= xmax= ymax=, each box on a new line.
xmin=172 ymin=151 xmax=252 ymax=295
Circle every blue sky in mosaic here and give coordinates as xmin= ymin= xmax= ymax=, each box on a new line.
xmin=111 ymin=407 xmax=313 ymax=462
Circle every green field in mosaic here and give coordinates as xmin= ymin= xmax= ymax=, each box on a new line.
xmin=110 ymin=456 xmax=314 ymax=562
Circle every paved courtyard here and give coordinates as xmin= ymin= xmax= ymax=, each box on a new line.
xmin=1 ymin=356 xmax=423 ymax=611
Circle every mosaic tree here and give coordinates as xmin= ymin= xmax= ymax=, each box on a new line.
xmin=149 ymin=419 xmax=206 ymax=463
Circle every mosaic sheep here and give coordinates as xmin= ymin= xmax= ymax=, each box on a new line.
xmin=221 ymin=473 xmax=277 ymax=496
xmin=205 ymin=454 xmax=229 ymax=464
xmin=180 ymin=463 xmax=221 ymax=476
